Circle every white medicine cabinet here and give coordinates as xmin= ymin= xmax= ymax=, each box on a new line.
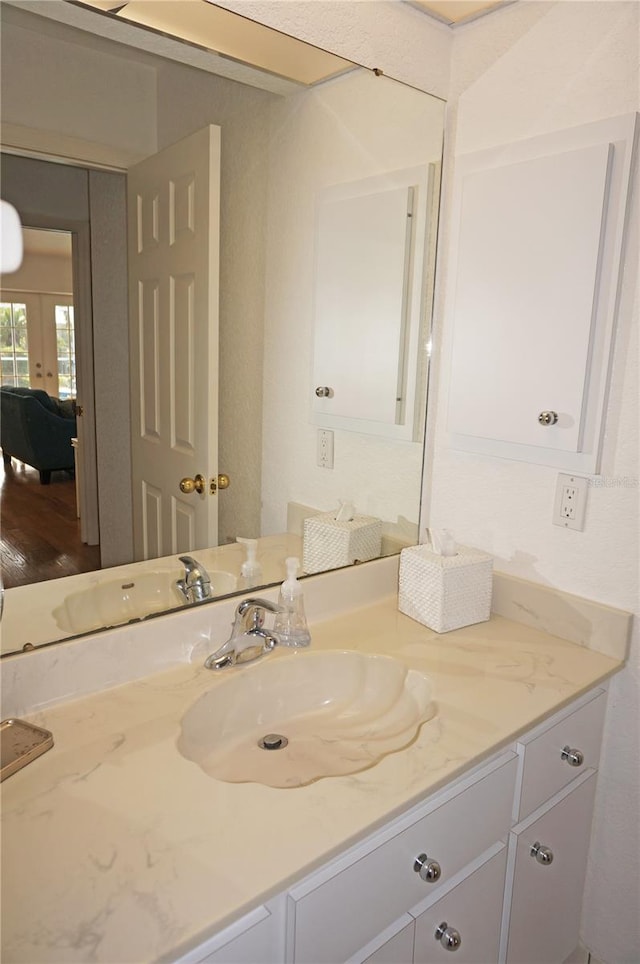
xmin=446 ymin=113 xmax=637 ymax=472
xmin=312 ymin=165 xmax=437 ymax=442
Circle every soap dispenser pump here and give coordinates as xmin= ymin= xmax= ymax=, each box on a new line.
xmin=274 ymin=557 xmax=311 ymax=647
xmin=237 ymin=537 xmax=263 ymax=590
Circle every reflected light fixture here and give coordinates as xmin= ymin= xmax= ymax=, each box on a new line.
xmin=70 ymin=0 xmax=354 ymax=86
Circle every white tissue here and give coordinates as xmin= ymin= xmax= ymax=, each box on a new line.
xmin=429 ymin=528 xmax=457 ymax=557
xmin=334 ymin=500 xmax=355 ymax=523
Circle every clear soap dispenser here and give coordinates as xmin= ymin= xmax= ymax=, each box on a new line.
xmin=237 ymin=537 xmax=263 ymax=590
xmin=274 ymin=557 xmax=311 ymax=647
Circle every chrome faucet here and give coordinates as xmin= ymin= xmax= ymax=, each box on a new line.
xmin=205 ymin=597 xmax=284 ymax=670
xmin=176 ymin=555 xmax=212 ymax=604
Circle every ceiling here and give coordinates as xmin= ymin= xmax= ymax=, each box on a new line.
xmin=410 ymin=0 xmax=511 ymax=25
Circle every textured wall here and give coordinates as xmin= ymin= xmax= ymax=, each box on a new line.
xmin=429 ymin=4 xmax=638 ymax=961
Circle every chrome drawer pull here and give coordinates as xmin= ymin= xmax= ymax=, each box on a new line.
xmin=435 ymin=922 xmax=462 ymax=951
xmin=530 ymin=841 xmax=554 ymax=865
xmin=561 ymin=745 xmax=584 ymax=767
xmin=414 ymin=853 xmax=442 ymax=882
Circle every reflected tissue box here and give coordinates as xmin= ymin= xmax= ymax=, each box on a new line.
xmin=398 ymin=544 xmax=493 ymax=633
xmin=303 ymin=512 xmax=382 ymax=574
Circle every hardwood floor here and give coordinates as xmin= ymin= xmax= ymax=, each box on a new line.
xmin=0 ymin=456 xmax=101 ymax=589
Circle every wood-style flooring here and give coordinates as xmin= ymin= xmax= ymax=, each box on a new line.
xmin=0 ymin=457 xmax=101 ymax=589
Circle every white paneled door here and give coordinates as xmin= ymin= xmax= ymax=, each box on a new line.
xmin=127 ymin=126 xmax=221 ymax=561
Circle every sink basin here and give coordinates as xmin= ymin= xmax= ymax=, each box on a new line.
xmin=178 ymin=650 xmax=435 ymax=788
xmin=53 ymin=569 xmax=237 ymax=634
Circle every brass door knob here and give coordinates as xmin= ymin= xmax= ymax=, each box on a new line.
xmin=212 ymin=473 xmax=230 ymax=492
xmin=180 ymin=474 xmax=206 ymax=495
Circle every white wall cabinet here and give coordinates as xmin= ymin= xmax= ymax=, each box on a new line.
xmin=175 ymin=687 xmax=606 ymax=964
xmin=446 ymin=113 xmax=637 ymax=472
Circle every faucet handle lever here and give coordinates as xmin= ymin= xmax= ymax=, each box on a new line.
xmin=235 ymin=597 xmax=284 ymax=631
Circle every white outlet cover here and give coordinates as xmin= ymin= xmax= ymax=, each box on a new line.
xmin=553 ymin=473 xmax=589 ymax=530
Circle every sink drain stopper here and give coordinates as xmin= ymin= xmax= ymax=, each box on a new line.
xmin=258 ymin=733 xmax=288 ymax=750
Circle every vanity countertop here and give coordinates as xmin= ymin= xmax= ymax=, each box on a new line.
xmin=0 ymin=597 xmax=623 ymax=963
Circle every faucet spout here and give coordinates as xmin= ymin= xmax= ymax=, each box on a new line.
xmin=176 ymin=555 xmax=212 ymax=604
xmin=204 ymin=597 xmax=284 ymax=670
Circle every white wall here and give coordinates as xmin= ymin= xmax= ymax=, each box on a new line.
xmin=0 ymin=248 xmax=72 ymax=295
xmin=428 ymin=4 xmax=639 ymax=961
xmin=261 ymin=68 xmax=444 ymax=534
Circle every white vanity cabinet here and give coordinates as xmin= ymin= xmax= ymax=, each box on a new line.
xmin=286 ymin=752 xmax=517 ymax=964
xmin=501 ymin=688 xmax=607 ymax=964
xmin=175 ymin=687 xmax=607 ymax=964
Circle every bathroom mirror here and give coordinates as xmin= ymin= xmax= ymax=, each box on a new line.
xmin=0 ymin=1 xmax=445 ymax=655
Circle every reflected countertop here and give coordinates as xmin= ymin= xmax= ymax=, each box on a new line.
xmin=0 ymin=595 xmax=624 ymax=963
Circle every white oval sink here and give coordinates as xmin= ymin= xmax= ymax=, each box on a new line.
xmin=53 ymin=569 xmax=237 ymax=634
xmin=178 ymin=650 xmax=435 ymax=788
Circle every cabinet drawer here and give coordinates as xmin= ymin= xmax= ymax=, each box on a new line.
xmin=288 ymin=753 xmax=517 ymax=963
xmin=413 ymin=845 xmax=507 ymax=964
xmin=505 ymin=770 xmax=598 ymax=964
xmin=516 ymin=689 xmax=606 ymax=820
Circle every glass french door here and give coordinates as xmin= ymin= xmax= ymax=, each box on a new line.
xmin=0 ymin=293 xmax=75 ymax=399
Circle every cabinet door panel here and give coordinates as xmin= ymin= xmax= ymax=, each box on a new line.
xmin=506 ymin=771 xmax=597 ymax=964
xmin=413 ymin=847 xmax=507 ymax=964
xmin=358 ymin=917 xmax=415 ymax=964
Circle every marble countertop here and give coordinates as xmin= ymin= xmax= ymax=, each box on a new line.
xmin=1 ymin=598 xmax=623 ymax=963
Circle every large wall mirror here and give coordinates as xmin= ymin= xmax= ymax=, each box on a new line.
xmin=0 ymin=0 xmax=445 ymax=655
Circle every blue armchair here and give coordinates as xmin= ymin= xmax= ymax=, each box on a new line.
xmin=0 ymin=386 xmax=77 ymax=484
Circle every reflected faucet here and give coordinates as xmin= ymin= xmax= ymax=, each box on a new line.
xmin=205 ymin=597 xmax=284 ymax=670
xmin=176 ymin=555 xmax=213 ymax=604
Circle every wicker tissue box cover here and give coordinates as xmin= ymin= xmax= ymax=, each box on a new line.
xmin=398 ymin=544 xmax=493 ymax=633
xmin=303 ymin=512 xmax=382 ymax=574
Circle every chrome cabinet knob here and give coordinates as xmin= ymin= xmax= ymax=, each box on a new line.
xmin=414 ymin=853 xmax=441 ymax=882
xmin=435 ymin=922 xmax=461 ymax=951
xmin=315 ymin=386 xmax=334 ymax=398
xmin=561 ymin=745 xmax=584 ymax=767
xmin=538 ymin=410 xmax=558 ymax=425
xmin=530 ymin=841 xmax=554 ymax=865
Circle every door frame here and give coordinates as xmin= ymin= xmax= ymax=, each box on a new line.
xmin=1 ymin=152 xmax=133 ymax=564
xmin=3 ymin=209 xmax=100 ymax=545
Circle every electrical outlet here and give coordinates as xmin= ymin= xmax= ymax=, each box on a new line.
xmin=317 ymin=429 xmax=334 ymax=469
xmin=553 ymin=473 xmax=588 ymax=530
